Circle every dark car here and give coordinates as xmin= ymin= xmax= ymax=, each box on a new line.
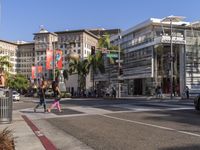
xmin=194 ymin=94 xmax=200 ymax=110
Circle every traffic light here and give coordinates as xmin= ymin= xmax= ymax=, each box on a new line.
xmin=91 ymin=46 xmax=95 ymax=55
xmin=119 ymin=67 xmax=123 ymax=75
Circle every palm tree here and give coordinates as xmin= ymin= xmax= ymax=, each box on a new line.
xmin=88 ymin=51 xmax=105 ymax=91
xmin=96 ymin=33 xmax=119 ymax=89
xmin=68 ymin=58 xmax=90 ymax=94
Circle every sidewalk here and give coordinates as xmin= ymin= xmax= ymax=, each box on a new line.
xmin=0 ymin=111 xmax=45 ymax=150
xmin=0 ymin=106 xmax=93 ymax=150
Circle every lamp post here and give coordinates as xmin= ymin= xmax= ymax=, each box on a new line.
xmin=118 ymin=32 xmax=122 ymax=98
xmin=52 ymin=40 xmax=56 ymax=81
xmin=161 ymin=16 xmax=185 ymax=99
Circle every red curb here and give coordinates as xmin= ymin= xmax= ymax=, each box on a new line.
xmin=22 ymin=115 xmax=57 ymax=150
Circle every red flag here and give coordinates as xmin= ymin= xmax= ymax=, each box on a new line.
xmin=32 ymin=66 xmax=36 ymax=79
xmin=37 ymin=66 xmax=42 ymax=73
xmin=46 ymin=50 xmax=53 ymax=70
xmin=56 ymin=50 xmax=62 ymax=69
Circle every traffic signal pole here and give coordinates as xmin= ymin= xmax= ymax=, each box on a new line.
xmin=118 ymin=33 xmax=121 ymax=98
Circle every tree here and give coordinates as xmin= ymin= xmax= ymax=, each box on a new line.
xmin=0 ymin=56 xmax=13 ymax=87
xmin=68 ymin=58 xmax=90 ymax=93
xmin=0 ymin=56 xmax=13 ymax=70
xmin=88 ymin=51 xmax=105 ymax=91
xmin=6 ymin=74 xmax=29 ymax=91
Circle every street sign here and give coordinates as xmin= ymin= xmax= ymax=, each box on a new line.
xmin=106 ymin=53 xmax=118 ymax=58
xmin=116 ymin=59 xmax=123 ymax=63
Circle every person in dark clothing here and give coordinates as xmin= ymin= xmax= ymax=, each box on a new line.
xmin=112 ymin=87 xmax=116 ymax=98
xmin=34 ymin=81 xmax=47 ymax=113
xmin=185 ymin=86 xmax=189 ymax=99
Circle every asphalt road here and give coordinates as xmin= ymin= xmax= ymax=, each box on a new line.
xmin=16 ymin=97 xmax=200 ymax=150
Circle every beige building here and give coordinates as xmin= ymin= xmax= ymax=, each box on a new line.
xmin=1 ymin=28 xmax=120 ymax=95
xmin=55 ymin=30 xmax=99 ymax=94
xmin=33 ymin=28 xmax=58 ymax=80
xmin=17 ymin=42 xmax=34 ymax=79
xmin=0 ymin=40 xmax=18 ymax=74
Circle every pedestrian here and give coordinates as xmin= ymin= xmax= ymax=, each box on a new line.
xmin=112 ymin=87 xmax=116 ymax=98
xmin=157 ymin=86 xmax=163 ymax=98
xmin=48 ymin=82 xmax=62 ymax=112
xmin=34 ymin=81 xmax=47 ymax=113
xmin=185 ymin=86 xmax=189 ymax=99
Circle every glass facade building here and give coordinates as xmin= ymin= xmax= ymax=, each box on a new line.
xmin=109 ymin=17 xmax=200 ymax=97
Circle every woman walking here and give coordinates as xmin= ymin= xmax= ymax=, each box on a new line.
xmin=48 ymin=82 xmax=62 ymax=112
xmin=34 ymin=81 xmax=47 ymax=113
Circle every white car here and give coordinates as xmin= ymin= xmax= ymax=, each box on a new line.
xmin=12 ymin=91 xmax=20 ymax=101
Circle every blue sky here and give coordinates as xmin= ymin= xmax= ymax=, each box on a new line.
xmin=0 ymin=0 xmax=200 ymax=41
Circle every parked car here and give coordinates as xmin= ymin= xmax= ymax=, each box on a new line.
xmin=194 ymin=94 xmax=200 ymax=110
xmin=12 ymin=91 xmax=20 ymax=101
xmin=45 ymin=89 xmax=54 ymax=98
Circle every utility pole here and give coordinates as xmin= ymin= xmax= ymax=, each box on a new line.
xmin=170 ymin=19 xmax=173 ymax=99
xmin=118 ymin=32 xmax=121 ymax=98
xmin=53 ymin=39 xmax=56 ymax=81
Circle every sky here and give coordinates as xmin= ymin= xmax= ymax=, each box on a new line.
xmin=0 ymin=0 xmax=200 ymax=42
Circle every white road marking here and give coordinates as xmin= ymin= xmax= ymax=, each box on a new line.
xmin=35 ymin=130 xmax=44 ymax=137
xmin=101 ymin=114 xmax=200 ymax=138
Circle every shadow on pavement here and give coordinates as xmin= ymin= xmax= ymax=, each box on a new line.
xmin=159 ymin=144 xmax=200 ymax=150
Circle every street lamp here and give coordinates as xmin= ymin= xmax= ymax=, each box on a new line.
xmin=161 ymin=16 xmax=185 ymax=99
xmin=118 ymin=32 xmax=122 ymax=98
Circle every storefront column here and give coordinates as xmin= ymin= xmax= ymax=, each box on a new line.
xmin=179 ymin=45 xmax=186 ymax=96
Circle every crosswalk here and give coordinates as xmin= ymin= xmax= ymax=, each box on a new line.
xmin=18 ymin=102 xmax=194 ymax=120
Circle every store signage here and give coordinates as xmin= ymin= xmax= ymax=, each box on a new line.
xmin=161 ymin=35 xmax=185 ymax=44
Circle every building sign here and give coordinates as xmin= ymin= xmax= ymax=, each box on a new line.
xmin=161 ymin=35 xmax=185 ymax=44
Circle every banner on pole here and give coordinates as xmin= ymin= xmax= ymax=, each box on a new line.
xmin=37 ymin=66 xmax=43 ymax=73
xmin=46 ymin=50 xmax=53 ymax=70
xmin=56 ymin=50 xmax=62 ymax=69
xmin=32 ymin=66 xmax=36 ymax=79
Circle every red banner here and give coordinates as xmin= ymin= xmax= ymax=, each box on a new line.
xmin=32 ymin=66 xmax=36 ymax=79
xmin=46 ymin=50 xmax=53 ymax=70
xmin=37 ymin=66 xmax=42 ymax=73
xmin=56 ymin=50 xmax=62 ymax=69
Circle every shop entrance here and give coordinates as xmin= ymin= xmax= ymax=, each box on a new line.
xmin=134 ymin=79 xmax=143 ymax=95
xmin=156 ymin=45 xmax=180 ymax=95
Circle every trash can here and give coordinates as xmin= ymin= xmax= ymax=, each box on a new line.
xmin=0 ymin=89 xmax=12 ymax=124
